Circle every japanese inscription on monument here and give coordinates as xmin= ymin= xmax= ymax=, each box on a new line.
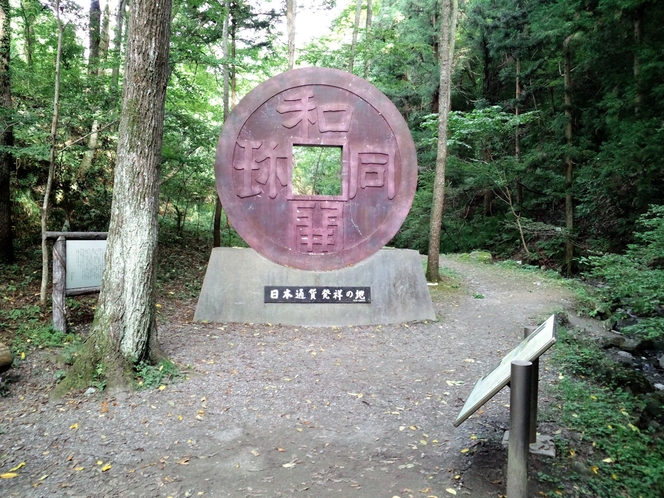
xmin=216 ymin=67 xmax=418 ymax=271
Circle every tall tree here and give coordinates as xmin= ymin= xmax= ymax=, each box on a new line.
xmin=348 ymin=0 xmax=362 ymax=73
xmin=287 ymin=0 xmax=296 ymax=69
xmin=40 ymin=0 xmax=64 ymax=304
xmin=89 ymin=0 xmax=101 ymax=70
xmin=426 ymin=0 xmax=457 ymax=282
xmin=57 ymin=0 xmax=173 ymax=392
xmin=0 ymin=0 xmax=13 ymax=263
xmin=214 ymin=0 xmax=231 ymax=247
xmin=111 ymin=0 xmax=126 ymax=93
xmin=363 ymin=0 xmax=372 ymax=78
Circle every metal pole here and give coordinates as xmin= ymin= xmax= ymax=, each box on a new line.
xmin=507 ymin=359 xmax=532 ymax=498
xmin=524 ymin=326 xmax=539 ymax=444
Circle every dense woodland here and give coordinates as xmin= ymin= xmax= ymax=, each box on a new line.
xmin=0 ymin=0 xmax=662 ymax=337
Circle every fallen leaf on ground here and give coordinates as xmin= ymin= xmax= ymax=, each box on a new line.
xmin=69 ymin=423 xmax=78 ymax=430
xmin=1 ymin=473 xmax=18 ymax=479
xmin=101 ymin=463 xmax=112 ymax=472
xmin=9 ymin=462 xmax=26 ymax=472
xmin=445 ymin=489 xmax=457 ymax=495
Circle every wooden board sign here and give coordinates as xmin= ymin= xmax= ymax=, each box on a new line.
xmin=453 ymin=314 xmax=557 ymax=427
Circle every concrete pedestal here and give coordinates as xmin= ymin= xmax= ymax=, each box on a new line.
xmin=194 ymin=247 xmax=435 ymax=326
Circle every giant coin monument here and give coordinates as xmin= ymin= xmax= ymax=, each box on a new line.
xmin=195 ymin=68 xmax=435 ymax=326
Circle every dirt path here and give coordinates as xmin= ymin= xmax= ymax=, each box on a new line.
xmin=0 ymin=255 xmax=577 ymax=497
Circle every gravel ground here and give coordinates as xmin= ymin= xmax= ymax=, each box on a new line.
xmin=0 ymin=255 xmax=577 ymax=497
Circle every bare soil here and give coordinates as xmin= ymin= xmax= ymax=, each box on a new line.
xmin=1 ymin=255 xmax=579 ymax=497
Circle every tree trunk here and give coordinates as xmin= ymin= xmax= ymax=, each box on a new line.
xmin=214 ymin=0 xmax=230 ymax=246
xmin=78 ymin=119 xmax=99 ymax=178
xmin=89 ymin=0 xmax=101 ymax=71
xmin=0 ymin=0 xmax=14 ymax=263
xmin=213 ymin=198 xmax=222 ymax=247
xmin=19 ymin=1 xmax=35 ymax=67
xmin=40 ymin=0 xmax=64 ymax=304
xmin=563 ymin=35 xmax=574 ymax=277
xmin=633 ymin=4 xmax=643 ymax=114
xmin=515 ymin=57 xmax=523 ymax=208
xmin=56 ymin=0 xmax=173 ymax=394
xmin=363 ymin=0 xmax=372 ymax=79
xmin=349 ymin=0 xmax=362 ymax=74
xmin=222 ymin=0 xmax=230 ymax=120
xmin=286 ymin=0 xmax=296 ymax=70
xmin=111 ymin=0 xmax=126 ymax=93
xmin=99 ymin=2 xmax=110 ymax=61
xmin=426 ymin=0 xmax=457 ymax=283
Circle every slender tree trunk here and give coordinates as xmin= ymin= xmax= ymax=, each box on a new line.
xmin=111 ymin=0 xmax=126 ymax=93
xmin=213 ymin=198 xmax=222 ymax=247
xmin=0 ymin=0 xmax=14 ymax=263
xmin=426 ymin=0 xmax=457 ymax=282
xmin=286 ymin=0 xmax=296 ymax=70
xmin=563 ymin=35 xmax=574 ymax=277
xmin=57 ymin=0 xmax=173 ymax=394
xmin=222 ymin=0 xmax=229 ymax=121
xmin=633 ymin=5 xmax=643 ymax=114
xmin=515 ymin=57 xmax=523 ymax=207
xmin=348 ymin=0 xmax=362 ymax=74
xmin=99 ymin=2 xmax=110 ymax=60
xmin=213 ymin=0 xmax=231 ymax=246
xmin=40 ymin=0 xmax=64 ymax=304
xmin=363 ymin=0 xmax=372 ymax=79
xmin=89 ymin=0 xmax=101 ymax=71
xmin=78 ymin=119 xmax=99 ymax=178
xmin=20 ymin=1 xmax=35 ymax=67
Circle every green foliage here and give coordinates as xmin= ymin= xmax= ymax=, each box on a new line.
xmin=580 ymin=206 xmax=664 ymax=339
xmin=92 ymin=362 xmax=106 ymax=392
xmin=12 ymin=321 xmax=78 ymax=357
xmin=134 ymin=359 xmax=183 ymax=390
xmin=292 ymin=146 xmax=342 ymax=196
xmin=547 ymin=329 xmax=664 ymax=496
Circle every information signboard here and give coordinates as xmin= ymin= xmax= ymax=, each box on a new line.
xmin=65 ymin=240 xmax=107 ymax=290
xmin=453 ymin=314 xmax=557 ymax=427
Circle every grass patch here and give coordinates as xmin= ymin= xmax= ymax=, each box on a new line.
xmin=134 ymin=359 xmax=184 ymax=390
xmin=539 ymin=328 xmax=664 ymax=496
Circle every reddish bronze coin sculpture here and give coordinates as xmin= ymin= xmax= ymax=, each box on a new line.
xmin=216 ymin=67 xmax=418 ymax=271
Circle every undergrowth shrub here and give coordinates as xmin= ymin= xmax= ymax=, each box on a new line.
xmin=580 ymin=205 xmax=664 ymax=340
xmin=545 ymin=328 xmax=664 ymax=497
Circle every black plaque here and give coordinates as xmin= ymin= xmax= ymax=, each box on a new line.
xmin=265 ymin=286 xmax=371 ymax=304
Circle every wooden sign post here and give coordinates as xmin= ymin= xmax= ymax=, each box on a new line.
xmin=45 ymin=232 xmax=107 ymax=332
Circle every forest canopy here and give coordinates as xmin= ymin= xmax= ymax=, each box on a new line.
xmin=1 ymin=0 xmax=662 ymax=335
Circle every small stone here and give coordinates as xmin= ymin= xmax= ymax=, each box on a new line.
xmin=617 ymin=351 xmax=634 ymax=359
xmin=654 ymin=383 xmax=664 ymax=391
xmin=84 ymin=387 xmax=97 ymax=396
xmin=572 ymin=460 xmax=593 ymax=477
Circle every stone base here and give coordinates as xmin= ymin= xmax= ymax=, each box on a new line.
xmin=502 ymin=431 xmax=556 ymax=457
xmin=194 ymin=247 xmax=435 ymax=326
